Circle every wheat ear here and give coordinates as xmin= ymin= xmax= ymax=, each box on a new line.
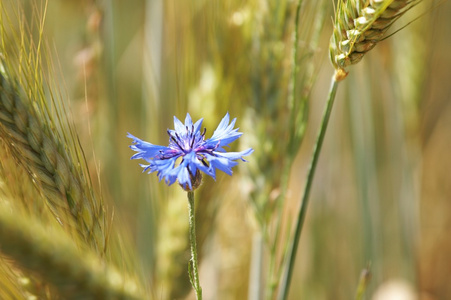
xmin=330 ymin=0 xmax=421 ymax=77
xmin=0 ymin=205 xmax=143 ymax=300
xmin=0 ymin=64 xmax=105 ymax=253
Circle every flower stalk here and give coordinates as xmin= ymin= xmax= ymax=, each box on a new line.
xmin=187 ymin=191 xmax=202 ymax=299
xmin=278 ymin=0 xmax=421 ymax=297
xmin=355 ymin=265 xmax=372 ymax=300
xmin=278 ymin=72 xmax=342 ymax=300
xmin=128 ymin=113 xmax=252 ymax=298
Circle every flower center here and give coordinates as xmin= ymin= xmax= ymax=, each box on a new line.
xmin=167 ymin=125 xmax=207 ymax=154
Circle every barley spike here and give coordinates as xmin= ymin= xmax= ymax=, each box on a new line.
xmin=0 ymin=63 xmax=106 ymax=254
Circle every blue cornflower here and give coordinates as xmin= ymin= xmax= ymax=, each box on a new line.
xmin=128 ymin=113 xmax=253 ymax=190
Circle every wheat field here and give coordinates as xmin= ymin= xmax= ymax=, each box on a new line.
xmin=0 ymin=0 xmax=450 ymax=299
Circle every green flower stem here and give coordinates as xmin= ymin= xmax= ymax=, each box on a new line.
xmin=188 ymin=191 xmax=202 ymax=300
xmin=278 ymin=73 xmax=342 ymax=300
xmin=355 ymin=266 xmax=371 ymax=300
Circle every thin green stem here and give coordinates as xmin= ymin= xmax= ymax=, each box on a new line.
xmin=278 ymin=74 xmax=340 ymax=300
xmin=288 ymin=0 xmax=305 ymax=150
xmin=266 ymin=159 xmax=294 ymax=300
xmin=355 ymin=265 xmax=371 ymax=300
xmin=188 ymin=191 xmax=202 ymax=300
xmin=265 ymin=1 xmax=304 ymax=298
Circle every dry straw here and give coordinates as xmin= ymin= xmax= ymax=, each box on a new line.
xmin=330 ymin=0 xmax=421 ymax=78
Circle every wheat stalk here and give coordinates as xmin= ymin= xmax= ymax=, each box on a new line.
xmin=278 ymin=1 xmax=425 ymax=299
xmin=330 ymin=0 xmax=421 ymax=78
xmin=0 ymin=62 xmax=106 ymax=253
xmin=0 ymin=204 xmax=143 ymax=300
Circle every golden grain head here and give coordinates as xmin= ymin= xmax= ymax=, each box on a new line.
xmin=330 ymin=0 xmax=420 ymax=74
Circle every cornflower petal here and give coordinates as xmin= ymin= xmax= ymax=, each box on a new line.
xmin=193 ymin=118 xmax=203 ymax=134
xmin=127 ymin=133 xmax=169 ymax=160
xmin=208 ymin=113 xmax=243 ymax=148
xmin=214 ymin=148 xmax=254 ymax=161
xmin=184 ymin=113 xmax=194 ymax=128
xmin=205 ymin=154 xmax=238 ymax=176
xmin=176 ymin=159 xmax=193 ymax=189
xmin=165 ymin=155 xmax=194 ymax=189
xmin=204 ymin=148 xmax=253 ymax=177
xmin=173 ymin=116 xmax=185 ymax=133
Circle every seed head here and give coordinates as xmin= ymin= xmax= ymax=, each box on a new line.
xmin=330 ymin=0 xmax=421 ymax=78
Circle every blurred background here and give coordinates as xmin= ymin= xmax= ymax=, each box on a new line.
xmin=16 ymin=0 xmax=451 ymax=299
